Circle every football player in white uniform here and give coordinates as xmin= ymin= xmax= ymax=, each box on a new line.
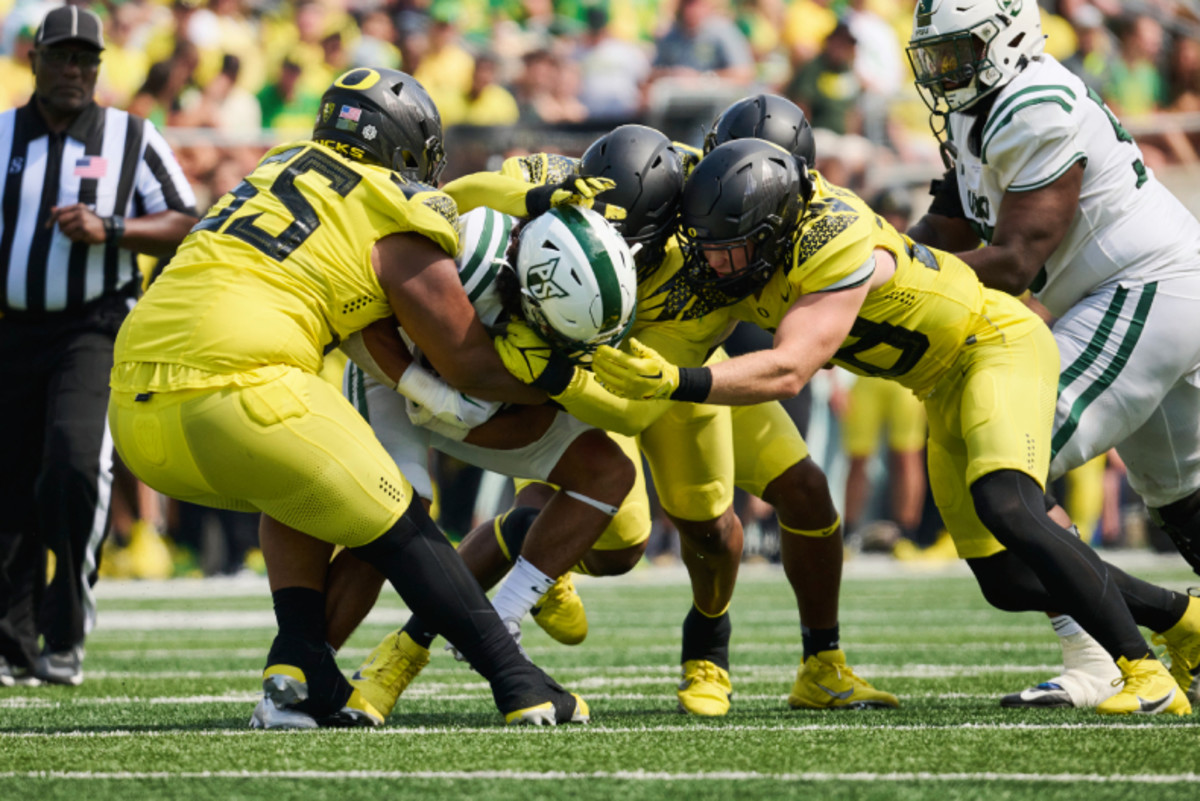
xmin=907 ymin=0 xmax=1200 ymax=708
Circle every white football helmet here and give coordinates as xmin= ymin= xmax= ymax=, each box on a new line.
xmin=515 ymin=205 xmax=637 ymax=362
xmin=907 ymin=0 xmax=1045 ymax=114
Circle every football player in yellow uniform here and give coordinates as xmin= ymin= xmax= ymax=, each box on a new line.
xmin=108 ymin=68 xmax=588 ymax=728
xmin=451 ymin=118 xmax=897 ymax=714
xmin=593 ymin=138 xmax=1200 ymax=716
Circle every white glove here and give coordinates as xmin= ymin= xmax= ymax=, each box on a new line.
xmin=396 ymin=362 xmax=501 ymax=441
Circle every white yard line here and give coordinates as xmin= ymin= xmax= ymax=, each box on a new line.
xmin=4 ymin=722 xmax=1200 ymax=739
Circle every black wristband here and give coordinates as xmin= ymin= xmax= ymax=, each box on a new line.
xmin=524 ymin=184 xmax=554 ymax=218
xmin=670 ymin=366 xmax=713 ymax=403
xmin=104 ymin=215 xmax=125 ymax=245
xmin=531 ymin=352 xmax=575 ymax=395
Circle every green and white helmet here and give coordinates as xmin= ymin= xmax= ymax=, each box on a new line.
xmin=516 ymin=205 xmax=637 ymax=362
xmin=907 ymin=0 xmax=1045 ymax=114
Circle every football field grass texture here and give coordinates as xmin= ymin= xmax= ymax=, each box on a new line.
xmin=2 ymin=554 xmax=1198 ymax=801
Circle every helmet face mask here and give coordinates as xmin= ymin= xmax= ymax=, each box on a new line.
xmin=907 ymin=0 xmax=1044 ymax=115
xmin=313 ymin=67 xmax=447 ymax=183
xmin=515 ymin=205 xmax=638 ymax=363
xmin=680 ymin=139 xmax=803 ymax=301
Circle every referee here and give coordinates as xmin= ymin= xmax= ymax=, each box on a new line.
xmin=0 ymin=6 xmax=197 ymax=686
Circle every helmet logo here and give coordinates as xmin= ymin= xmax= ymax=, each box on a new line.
xmin=336 ymin=105 xmax=362 ymax=132
xmin=915 ymin=0 xmax=935 ymax=26
xmin=320 ymin=102 xmax=335 ymax=123
xmin=334 ymin=68 xmax=381 ymax=90
xmin=997 ymin=0 xmax=1022 ymax=12
xmin=363 ymin=124 xmax=377 ymax=141
xmin=525 ymin=258 xmax=569 ymax=301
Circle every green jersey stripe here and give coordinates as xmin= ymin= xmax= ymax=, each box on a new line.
xmin=556 ymin=205 xmax=623 ymax=328
xmin=1051 ymin=284 xmax=1156 ymax=459
xmin=1057 ymin=287 xmax=1127 ymax=395
xmin=982 ymin=95 xmax=1074 ymax=165
xmin=983 ymin=84 xmax=1077 ymax=142
xmin=1009 ymin=152 xmax=1087 ymax=192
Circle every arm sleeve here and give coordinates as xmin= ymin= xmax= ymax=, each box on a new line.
xmin=981 ymin=99 xmax=1086 ymax=192
xmin=441 ymin=170 xmax=537 ymax=217
xmin=133 ymin=120 xmax=198 ymax=216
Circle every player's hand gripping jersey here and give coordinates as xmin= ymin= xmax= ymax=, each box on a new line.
xmin=730 ymin=172 xmax=1040 ymax=399
xmin=112 ymin=141 xmax=459 ymax=391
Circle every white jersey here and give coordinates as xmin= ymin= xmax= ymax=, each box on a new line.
xmin=947 ymin=55 xmax=1200 ymax=317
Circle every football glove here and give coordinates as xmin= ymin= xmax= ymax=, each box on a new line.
xmin=494 ymin=321 xmax=577 ymax=395
xmin=592 ymin=339 xmax=680 ymax=401
xmin=525 ymin=176 xmax=626 ymax=221
xmin=593 ymin=339 xmax=713 ymax=403
xmin=396 ymin=363 xmax=501 ymax=441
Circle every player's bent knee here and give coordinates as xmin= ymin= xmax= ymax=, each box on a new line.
xmin=969 ymin=470 xmax=1044 ymax=546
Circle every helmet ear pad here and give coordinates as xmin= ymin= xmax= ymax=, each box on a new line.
xmin=680 ymin=139 xmax=804 ymax=300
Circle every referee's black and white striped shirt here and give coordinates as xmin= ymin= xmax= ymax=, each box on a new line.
xmin=0 ymin=100 xmax=197 ymax=314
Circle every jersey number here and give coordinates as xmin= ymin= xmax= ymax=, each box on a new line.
xmin=193 ymin=149 xmax=363 ymax=261
xmin=1086 ymin=87 xmax=1148 ymax=189
xmin=835 ymin=318 xmax=930 ymax=378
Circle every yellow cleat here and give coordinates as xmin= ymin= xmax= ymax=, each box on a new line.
xmin=1096 ymin=656 xmax=1191 ymax=715
xmin=1153 ymin=595 xmax=1200 ymax=703
xmin=350 ymin=630 xmax=430 ymax=720
xmin=788 ymin=649 xmax=900 ymax=710
xmin=677 ymin=659 xmax=732 ymax=716
xmin=505 ymin=693 xmax=590 ymax=725
xmin=126 ymin=520 xmax=174 ymax=580
xmin=532 ymin=573 xmax=588 ymax=645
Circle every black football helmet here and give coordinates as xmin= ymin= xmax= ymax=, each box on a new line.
xmin=704 ymin=94 xmax=816 ymax=168
xmin=679 ymin=138 xmax=805 ymax=299
xmin=313 ymin=67 xmax=446 ymax=184
xmin=578 ymin=124 xmax=684 ymax=246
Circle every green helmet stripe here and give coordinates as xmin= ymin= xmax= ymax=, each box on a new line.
xmin=555 ymin=205 xmax=623 ymax=331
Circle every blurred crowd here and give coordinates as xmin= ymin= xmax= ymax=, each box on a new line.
xmin=3 ymin=0 xmax=1200 ymax=208
xmin=3 ymin=0 xmax=1196 ymax=577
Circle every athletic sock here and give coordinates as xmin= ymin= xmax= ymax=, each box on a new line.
xmin=401 ymin=616 xmax=437 ymax=650
xmin=491 ymin=555 xmax=556 ymax=624
xmin=802 ymin=624 xmax=840 ymax=660
xmin=681 ymin=605 xmax=731 ymax=671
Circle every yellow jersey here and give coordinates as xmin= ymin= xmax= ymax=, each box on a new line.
xmin=730 ymin=173 xmax=1040 ymax=397
xmin=113 ymin=141 xmax=459 ymax=392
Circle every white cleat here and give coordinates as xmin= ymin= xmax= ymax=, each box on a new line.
xmin=1001 ymin=629 xmax=1121 ymax=708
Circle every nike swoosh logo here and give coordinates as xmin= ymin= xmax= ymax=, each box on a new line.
xmin=816 ymin=683 xmax=854 ymax=701
xmin=643 ymin=372 xmax=662 ymax=380
xmin=1138 ymin=691 xmax=1174 ymax=713
xmin=351 ymin=670 xmax=365 ymax=682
